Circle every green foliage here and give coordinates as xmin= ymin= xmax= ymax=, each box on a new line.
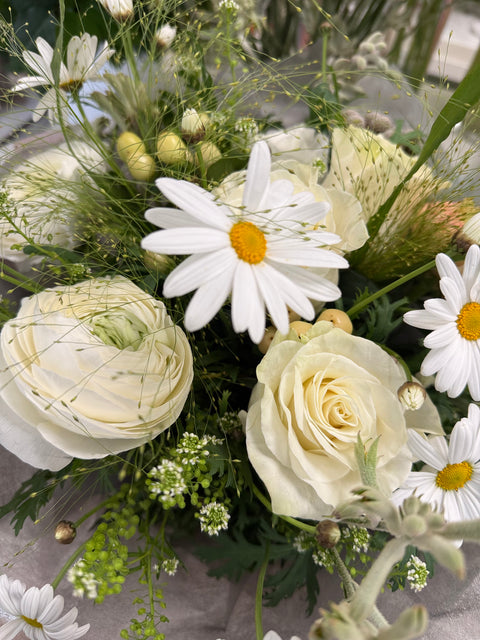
xmin=0 ymin=465 xmax=73 ymax=535
xmin=356 ymin=295 xmax=409 ymax=344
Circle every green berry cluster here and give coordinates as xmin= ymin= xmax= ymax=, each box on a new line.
xmin=120 ymin=591 xmax=168 ymax=640
xmin=69 ymin=493 xmax=139 ymax=604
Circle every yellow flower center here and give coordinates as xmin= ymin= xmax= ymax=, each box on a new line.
xmin=21 ymin=616 xmax=43 ymax=629
xmin=229 ymin=221 xmax=267 ymax=264
xmin=456 ymin=302 xmax=480 ymax=340
xmin=435 ymin=461 xmax=473 ymax=491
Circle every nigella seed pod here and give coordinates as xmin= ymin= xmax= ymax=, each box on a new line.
xmin=397 ymin=381 xmax=426 ymax=411
xmin=55 ymin=520 xmax=77 ymax=544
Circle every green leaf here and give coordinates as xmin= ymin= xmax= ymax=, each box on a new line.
xmin=355 ymin=435 xmax=379 ymax=488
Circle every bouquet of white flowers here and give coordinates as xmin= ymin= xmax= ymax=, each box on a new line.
xmin=1 ymin=1 xmax=480 ymax=638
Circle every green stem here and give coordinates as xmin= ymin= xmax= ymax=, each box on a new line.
xmin=255 ymin=541 xmax=270 ymax=640
xmin=51 ymin=541 xmax=87 ymax=590
xmin=346 ymin=258 xmax=437 ymax=319
xmin=331 ymin=547 xmax=356 ymax=599
xmin=72 ymin=497 xmax=112 ymax=529
xmin=252 ymin=484 xmax=317 ymax=534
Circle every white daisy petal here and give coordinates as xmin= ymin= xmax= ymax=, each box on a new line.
xmin=268 ymin=243 xmax=348 ymax=268
xmin=163 ymin=248 xmax=236 ymax=297
xmin=421 ymin=340 xmax=460 ymax=377
xmin=436 ymin=252 xmax=465 ymax=290
xmin=141 ymin=227 xmax=229 ymax=255
xmin=155 ymin=178 xmax=232 ymax=230
xmin=423 ymin=298 xmax=457 ymax=321
xmin=184 ymin=272 xmax=234 ymax=331
xmin=145 ymin=207 xmax=210 ymax=229
xmin=423 ymin=323 xmax=458 ymax=349
xmin=462 ymin=243 xmax=480 ymax=294
xmin=242 ymin=141 xmax=271 ymax=211
xmin=231 ymin=261 xmax=257 ymax=333
xmin=407 ymin=430 xmax=444 ymax=470
xmin=439 ymin=276 xmax=467 ymax=311
xmin=254 ymin=266 xmax=289 ymax=334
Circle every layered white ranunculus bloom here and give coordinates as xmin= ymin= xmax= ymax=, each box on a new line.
xmin=0 ymin=141 xmax=107 ymax=268
xmin=0 ymin=276 xmax=193 ymax=471
xmin=246 ymin=321 xmax=442 ymax=519
xmin=261 ymin=126 xmax=330 ymax=174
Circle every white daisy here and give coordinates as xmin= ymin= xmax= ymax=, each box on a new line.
xmin=393 ymin=403 xmax=480 ymax=522
xmin=97 ymin=0 xmax=133 ymax=22
xmin=403 ymin=244 xmax=480 ymax=400
xmin=141 ymin=141 xmax=348 ymax=343
xmin=12 ymin=34 xmax=114 ymax=122
xmin=0 ymin=574 xmax=89 ymax=640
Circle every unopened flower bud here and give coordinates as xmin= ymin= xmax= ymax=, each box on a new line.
xmin=316 ymin=309 xmax=353 ymax=334
xmin=397 ymin=381 xmax=426 ymax=411
xmin=55 ymin=520 xmax=77 ymax=544
xmin=98 ymin=0 xmax=133 ymax=22
xmin=342 ymin=109 xmax=366 ymax=128
xmin=364 ymin=112 xmax=394 ymax=135
xmin=117 ymin=131 xmax=146 ymax=163
xmin=289 ymin=320 xmax=313 ymax=337
xmin=316 ymin=520 xmax=341 ymax=549
xmin=196 ymin=141 xmax=222 ymax=168
xmin=155 ymin=24 xmax=176 ymax=49
xmin=156 ymin=131 xmax=191 ymax=165
xmin=181 ymin=108 xmax=206 ymax=142
xmin=376 ymin=605 xmax=428 ymax=640
xmin=402 ymin=514 xmax=428 ymax=538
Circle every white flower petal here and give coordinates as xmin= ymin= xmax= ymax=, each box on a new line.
xmin=141 ymin=227 xmax=229 ymax=255
xmin=156 ymin=178 xmax=232 ymax=231
xmin=184 ymin=272 xmax=234 ymax=331
xmin=242 ymin=141 xmax=271 ymax=211
xmin=407 ymin=430 xmax=445 ymax=470
xmin=163 ymin=248 xmax=236 ymax=297
xmin=423 ymin=323 xmax=458 ymax=348
xmin=145 ymin=207 xmax=209 ymax=229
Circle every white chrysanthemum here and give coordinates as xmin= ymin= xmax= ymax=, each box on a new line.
xmin=141 ymin=141 xmax=348 ymax=343
xmin=12 ymin=34 xmax=114 ymax=122
xmin=0 ymin=574 xmax=89 ymax=639
xmin=404 ymin=244 xmax=480 ymax=400
xmin=394 ymin=403 xmax=480 ymax=522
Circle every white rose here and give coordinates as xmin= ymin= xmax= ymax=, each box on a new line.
xmin=0 ymin=276 xmax=193 ymax=470
xmin=246 ymin=321 xmax=442 ymax=519
xmin=0 ymin=141 xmax=107 ymax=267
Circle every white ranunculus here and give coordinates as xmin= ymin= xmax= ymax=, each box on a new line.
xmin=322 ymin=125 xmax=443 ymax=224
xmin=0 ymin=141 xmax=107 ymax=268
xmin=246 ymin=321 xmax=442 ymax=519
xmin=0 ymin=276 xmax=193 ymax=470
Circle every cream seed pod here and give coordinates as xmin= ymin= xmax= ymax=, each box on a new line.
xmin=397 ymin=381 xmax=427 ymax=411
xmin=126 ymin=152 xmax=156 ymax=181
xmin=258 ymin=326 xmax=276 ymax=354
xmin=196 ymin=140 xmax=222 ymax=168
xmin=117 ymin=131 xmax=146 ymax=162
xmin=316 ymin=309 xmax=353 ymax=334
xmin=289 ymin=320 xmax=313 ymax=337
xmin=156 ymin=131 xmax=191 ymax=165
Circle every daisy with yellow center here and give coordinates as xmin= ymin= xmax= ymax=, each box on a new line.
xmin=404 ymin=244 xmax=480 ymax=400
xmin=393 ymin=403 xmax=480 ymax=525
xmin=141 ymin=141 xmax=348 ymax=343
xmin=12 ymin=34 xmax=114 ymax=123
xmin=0 ymin=574 xmax=89 ymax=639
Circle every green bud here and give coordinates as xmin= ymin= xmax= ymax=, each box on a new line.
xmin=376 ymin=605 xmax=428 ymax=640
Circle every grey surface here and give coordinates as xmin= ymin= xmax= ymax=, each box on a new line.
xmin=1 ymin=444 xmax=480 ymax=640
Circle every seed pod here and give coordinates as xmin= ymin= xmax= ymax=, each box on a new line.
xmin=316 ymin=309 xmax=353 ymax=334
xmin=258 ymin=326 xmax=276 ymax=354
xmin=54 ymin=520 xmax=77 ymax=544
xmin=289 ymin=320 xmax=312 ymax=337
xmin=117 ymin=131 xmax=146 ymax=163
xmin=126 ymin=152 xmax=156 ymax=181
xmin=196 ymin=141 xmax=222 ymax=168
xmin=156 ymin=131 xmax=191 ymax=165
xmin=316 ymin=520 xmax=341 ymax=549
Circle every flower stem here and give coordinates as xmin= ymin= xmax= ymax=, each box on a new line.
xmin=255 ymin=541 xmax=270 ymax=640
xmin=251 ymin=484 xmax=317 ymax=534
xmin=51 ymin=541 xmax=87 ymax=590
xmin=346 ymin=258 xmax=437 ymax=318
xmin=331 ymin=547 xmax=356 ymax=599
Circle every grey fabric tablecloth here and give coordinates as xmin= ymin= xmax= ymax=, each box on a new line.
xmin=1 ymin=445 xmax=480 ymax=640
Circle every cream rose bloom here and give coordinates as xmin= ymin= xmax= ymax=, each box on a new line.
xmin=261 ymin=126 xmax=330 ymax=173
xmin=0 ymin=276 xmax=193 ymax=471
xmin=246 ymin=321 xmax=442 ymax=519
xmin=322 ymin=125 xmax=444 ymax=224
xmin=0 ymin=141 xmax=107 ymax=268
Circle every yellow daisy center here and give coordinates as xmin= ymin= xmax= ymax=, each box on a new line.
xmin=456 ymin=302 xmax=480 ymax=340
xmin=229 ymin=221 xmax=267 ymax=264
xmin=435 ymin=461 xmax=473 ymax=491
xmin=21 ymin=616 xmax=43 ymax=629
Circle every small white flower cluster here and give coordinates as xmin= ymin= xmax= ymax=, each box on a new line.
xmin=219 ymin=0 xmax=239 ymax=12
xmin=147 ymin=460 xmax=187 ymax=502
xmin=292 ymin=532 xmax=335 ymax=572
xmin=67 ymin=559 xmax=99 ymax=599
xmin=406 ymin=555 xmax=429 ymax=592
xmin=161 ymin=557 xmax=179 ymax=576
xmin=198 ymin=501 xmax=230 ymax=535
xmin=218 ymin=411 xmax=243 ymax=432
xmin=311 ymin=546 xmax=335 ymax=572
xmin=342 ymin=525 xmax=370 ymax=553
xmin=234 ymin=117 xmax=259 ymax=151
xmin=292 ymin=531 xmax=313 ymax=553
xmin=176 ymin=432 xmax=221 ymax=465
